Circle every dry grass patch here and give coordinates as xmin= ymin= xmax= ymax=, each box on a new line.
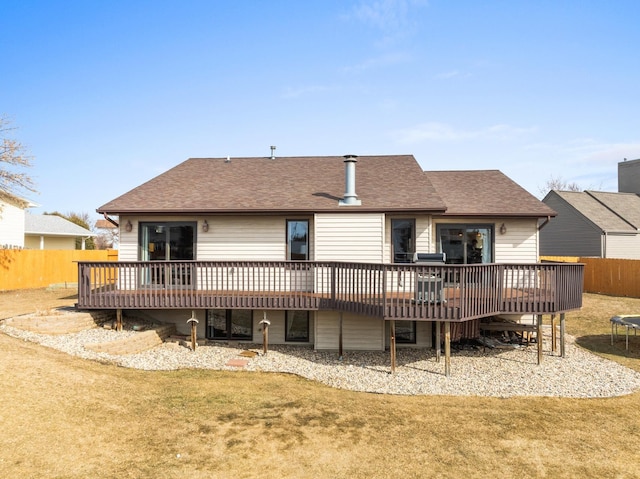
xmin=1 ymin=290 xmax=640 ymax=478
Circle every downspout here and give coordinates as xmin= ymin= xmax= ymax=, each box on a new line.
xmin=537 ymin=216 xmax=551 ymax=231
xmin=103 ymin=213 xmax=119 ymax=228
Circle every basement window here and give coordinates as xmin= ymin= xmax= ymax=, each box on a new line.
xmin=285 ymin=311 xmax=309 ymax=342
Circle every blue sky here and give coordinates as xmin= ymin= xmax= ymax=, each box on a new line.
xmin=2 ymin=0 xmax=639 ymax=222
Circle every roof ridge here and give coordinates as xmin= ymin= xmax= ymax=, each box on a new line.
xmin=585 ymin=191 xmax=640 ymax=229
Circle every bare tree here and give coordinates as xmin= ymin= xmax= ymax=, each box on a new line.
xmin=1 ymin=116 xmax=36 ymax=198
xmin=538 ymin=175 xmax=583 ymax=197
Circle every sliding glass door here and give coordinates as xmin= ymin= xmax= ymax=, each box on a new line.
xmin=139 ymin=222 xmax=196 ymax=287
xmin=437 ymin=225 xmax=493 ymax=264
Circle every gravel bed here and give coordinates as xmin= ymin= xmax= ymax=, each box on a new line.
xmin=2 ymin=320 xmax=640 ymax=398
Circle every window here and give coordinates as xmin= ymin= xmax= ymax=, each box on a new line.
xmin=285 ymin=311 xmax=309 ymax=342
xmin=287 ymin=220 xmax=309 ymax=260
xmin=437 ymin=225 xmax=493 ymax=264
xmin=395 ymin=320 xmax=416 ymax=344
xmin=206 ymin=310 xmax=253 ymax=340
xmin=392 ymin=219 xmax=415 ymax=263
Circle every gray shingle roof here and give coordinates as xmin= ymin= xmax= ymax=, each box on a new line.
xmin=25 ymin=214 xmax=95 ymax=237
xmin=586 ymin=191 xmax=640 ymax=229
xmin=98 ymin=155 xmax=447 ymax=214
xmin=426 ymin=170 xmax=557 ymax=217
xmin=97 ymin=155 xmax=553 ymax=218
xmin=551 ymin=191 xmax=638 ymax=232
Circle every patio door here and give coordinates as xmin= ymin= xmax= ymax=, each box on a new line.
xmin=437 ymin=225 xmax=493 ymax=264
xmin=139 ymin=222 xmax=196 ymax=287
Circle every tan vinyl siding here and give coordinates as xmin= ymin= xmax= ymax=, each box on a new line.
xmin=24 ymin=235 xmax=77 ymax=250
xmin=315 ymin=311 xmax=385 ymax=350
xmin=604 ymin=234 xmax=640 ymax=259
xmin=199 ymin=216 xmax=287 ymax=260
xmin=494 ymin=218 xmax=539 ymax=263
xmin=314 ymin=213 xmax=384 ymax=262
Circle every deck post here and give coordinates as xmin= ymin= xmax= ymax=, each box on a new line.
xmin=390 ymin=320 xmax=396 ymax=374
xmin=551 ymin=314 xmax=557 ymax=352
xmin=260 ymin=312 xmax=271 ymax=356
xmin=338 ymin=312 xmax=343 ymax=360
xmin=560 ymin=313 xmax=566 ymax=358
xmin=435 ymin=321 xmax=441 ymax=363
xmin=537 ymin=314 xmax=543 ymax=365
xmin=444 ymin=321 xmax=451 ymax=377
xmin=187 ymin=311 xmax=199 ymax=351
xmin=116 ymin=309 xmax=122 ymax=332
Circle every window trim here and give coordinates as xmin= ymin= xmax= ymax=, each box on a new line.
xmin=391 ymin=218 xmax=416 ymax=263
xmin=286 ymin=219 xmax=310 ymax=261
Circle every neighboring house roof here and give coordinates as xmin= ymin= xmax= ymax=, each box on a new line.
xmin=545 ymin=191 xmax=639 ymax=232
xmin=426 ymin=170 xmax=557 ymax=217
xmin=95 ymin=219 xmax=118 ymax=229
xmin=0 ymin=191 xmax=36 ymax=209
xmin=25 ymin=213 xmax=96 ymax=237
xmin=98 ymin=155 xmax=448 ymax=214
xmin=586 ymin=191 xmax=640 ymax=229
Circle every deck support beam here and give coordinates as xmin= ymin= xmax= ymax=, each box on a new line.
xmin=537 ymin=314 xmax=543 ymax=365
xmin=116 ymin=309 xmax=122 ymax=332
xmin=444 ymin=321 xmax=451 ymax=377
xmin=551 ymin=314 xmax=557 ymax=352
xmin=338 ymin=312 xmax=344 ymax=360
xmin=390 ymin=320 xmax=396 ymax=374
xmin=435 ymin=321 xmax=441 ymax=363
xmin=560 ymin=313 xmax=566 ymax=358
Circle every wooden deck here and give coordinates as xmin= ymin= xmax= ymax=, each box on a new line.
xmin=77 ymin=261 xmax=584 ymax=321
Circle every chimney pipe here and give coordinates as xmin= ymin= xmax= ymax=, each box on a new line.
xmin=270 ymin=145 xmax=276 ymax=160
xmin=339 ymin=154 xmax=361 ymax=206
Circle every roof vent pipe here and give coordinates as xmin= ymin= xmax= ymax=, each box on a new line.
xmin=270 ymin=146 xmax=276 ymax=160
xmin=339 ymin=154 xmax=361 ymax=206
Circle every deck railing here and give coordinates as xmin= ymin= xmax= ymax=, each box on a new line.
xmin=77 ymin=261 xmax=584 ymax=321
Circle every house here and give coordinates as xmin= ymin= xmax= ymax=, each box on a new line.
xmin=541 ymin=159 xmax=640 ymax=259
xmin=24 ymin=213 xmax=95 ymax=250
xmin=0 ymin=192 xmax=31 ymax=249
xmin=78 ymin=154 xmax=583 ymax=374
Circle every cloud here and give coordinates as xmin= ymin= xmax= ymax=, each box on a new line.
xmin=435 ymin=69 xmax=472 ymax=80
xmin=280 ymin=85 xmax=333 ymax=99
xmin=392 ymin=122 xmax=538 ymax=144
xmin=351 ymin=0 xmax=428 ymax=31
xmin=342 ymin=51 xmax=412 ymax=72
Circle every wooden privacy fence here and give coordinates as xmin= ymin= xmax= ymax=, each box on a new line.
xmin=542 ymin=256 xmax=640 ymax=298
xmin=0 ymin=249 xmax=118 ymax=291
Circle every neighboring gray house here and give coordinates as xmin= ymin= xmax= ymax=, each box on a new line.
xmin=24 ymin=213 xmax=95 ymax=250
xmin=541 ymin=190 xmax=640 ymax=258
xmin=541 ymin=158 xmax=640 ymax=259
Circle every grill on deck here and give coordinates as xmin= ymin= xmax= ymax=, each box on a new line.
xmin=413 ymin=253 xmax=446 ymax=303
